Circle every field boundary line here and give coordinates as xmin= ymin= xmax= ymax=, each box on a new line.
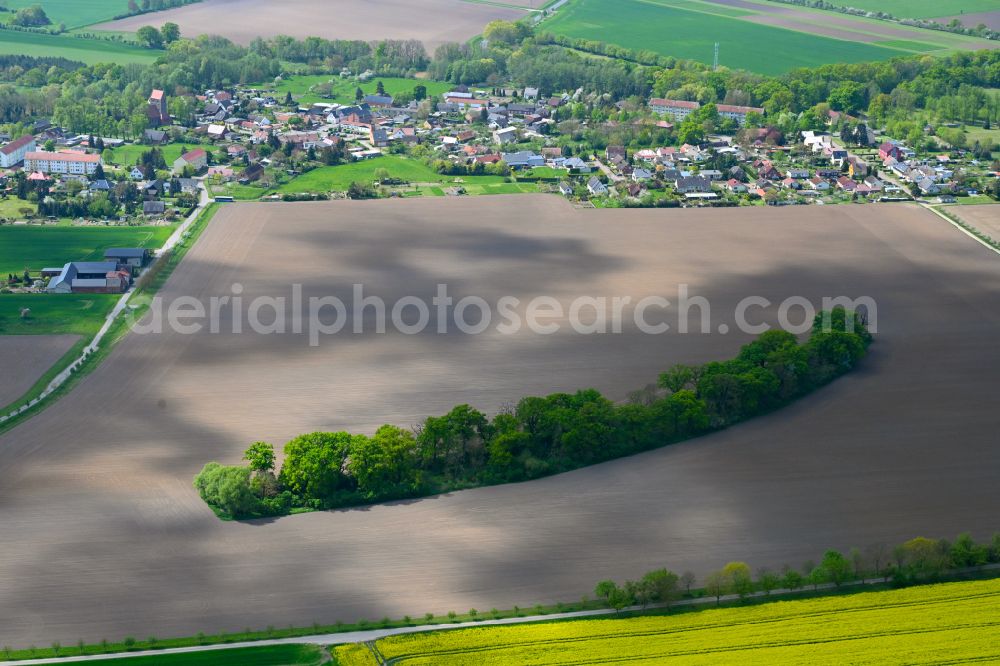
xmin=0 ymin=183 xmax=211 ymax=428
xmin=922 ymin=203 xmax=1000 ymax=257
xmin=5 ymin=568 xmax=1000 ymax=665
xmin=379 ymin=591 xmax=1000 ymax=660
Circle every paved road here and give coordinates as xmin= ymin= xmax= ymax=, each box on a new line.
xmin=5 ymin=564 xmax=998 ymax=665
xmin=592 ymin=156 xmax=623 ymax=182
xmin=0 ymin=577 xmax=888 ymax=665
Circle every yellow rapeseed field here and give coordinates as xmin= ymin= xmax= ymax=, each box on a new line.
xmin=332 ymin=578 xmax=1000 ymax=664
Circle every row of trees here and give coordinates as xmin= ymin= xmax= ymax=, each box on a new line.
xmin=195 ymin=309 xmax=872 ymax=519
xmin=595 ymin=532 xmax=1000 ymax=611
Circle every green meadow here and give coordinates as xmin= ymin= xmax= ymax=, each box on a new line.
xmin=0 ymin=28 xmax=159 ymax=64
xmin=104 ymin=143 xmax=189 ymax=167
xmin=0 ymin=293 xmax=118 ymax=336
xmin=276 ymin=156 xmax=537 ymax=197
xmin=0 ymin=225 xmax=172 ymax=276
xmin=543 ymin=0 xmax=924 ymax=74
xmin=1 ymin=0 xmax=131 ymax=30
xmin=258 ymin=75 xmax=452 ymax=106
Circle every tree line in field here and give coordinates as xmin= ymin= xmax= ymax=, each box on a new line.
xmin=594 ymin=532 xmax=1000 ymax=611
xmin=194 ymin=309 xmax=872 ymax=519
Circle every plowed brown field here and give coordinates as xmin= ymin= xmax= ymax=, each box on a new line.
xmin=0 ymin=334 xmax=78 ymax=410
xmin=95 ymin=0 xmax=526 ymax=52
xmin=2 ymin=197 xmax=999 ymax=647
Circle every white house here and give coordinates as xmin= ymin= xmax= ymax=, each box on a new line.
xmin=24 ymin=150 xmax=101 ymax=175
xmin=649 ymin=98 xmax=700 ymax=121
xmin=493 ymin=127 xmax=518 ymax=144
xmin=0 ymin=135 xmax=36 ymax=168
xmin=716 ymin=104 xmax=764 ymax=127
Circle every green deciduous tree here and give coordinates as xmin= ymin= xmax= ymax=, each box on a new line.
xmin=641 ymin=568 xmax=680 ymax=608
xmin=243 ymin=441 xmax=275 ymax=474
xmin=136 ymin=26 xmax=163 ymax=49
xmin=821 ymin=550 xmax=853 ymax=587
xmin=160 ymin=22 xmax=180 ymax=44
xmin=279 ymin=432 xmax=360 ymax=502
xmin=193 ymin=463 xmax=258 ymax=518
xmin=348 ymin=425 xmax=421 ymax=501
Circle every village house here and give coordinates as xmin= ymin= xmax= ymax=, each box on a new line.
xmin=675 ymin=176 xmax=712 ymax=193
xmin=863 ymin=176 xmax=884 ymax=192
xmin=176 ymin=177 xmax=199 ymax=194
xmin=501 ymin=151 xmax=543 ymax=169
xmin=391 ymin=127 xmax=419 ymax=144
xmin=143 ymin=200 xmax=167 ymax=216
xmin=917 ymin=178 xmax=942 ymax=195
xmin=759 ymin=164 xmax=782 ymax=181
xmin=493 ymin=126 xmax=518 ymax=144
xmin=173 ymin=148 xmax=207 ymax=174
xmin=625 ymin=182 xmax=646 ymax=198
xmin=808 ymin=176 xmax=831 ymax=191
xmin=370 ymin=126 xmax=389 ymax=147
xmin=87 ymin=179 xmax=111 ymax=195
xmin=364 ymin=94 xmax=394 ymax=108
xmin=878 ymin=141 xmax=907 ymax=161
xmin=587 ymin=177 xmax=608 ymax=196
xmin=143 ymin=129 xmax=167 ymax=145
xmin=104 ymin=248 xmax=151 ymax=270
xmin=606 ymin=145 xmax=626 ymax=162
xmin=632 ymin=168 xmax=653 ymax=182
xmin=847 ymin=156 xmax=868 ymax=178
xmin=725 ymin=178 xmax=748 ymax=193
xmin=836 ymin=176 xmax=857 ymax=192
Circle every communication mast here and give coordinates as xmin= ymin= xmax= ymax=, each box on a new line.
xmin=713 ymin=42 xmax=719 ymax=70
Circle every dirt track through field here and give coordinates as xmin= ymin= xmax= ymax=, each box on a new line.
xmin=95 ymin=0 xmax=525 ymax=51
xmin=0 ymin=335 xmax=78 ymax=409
xmin=2 ymin=197 xmax=1000 ymax=647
